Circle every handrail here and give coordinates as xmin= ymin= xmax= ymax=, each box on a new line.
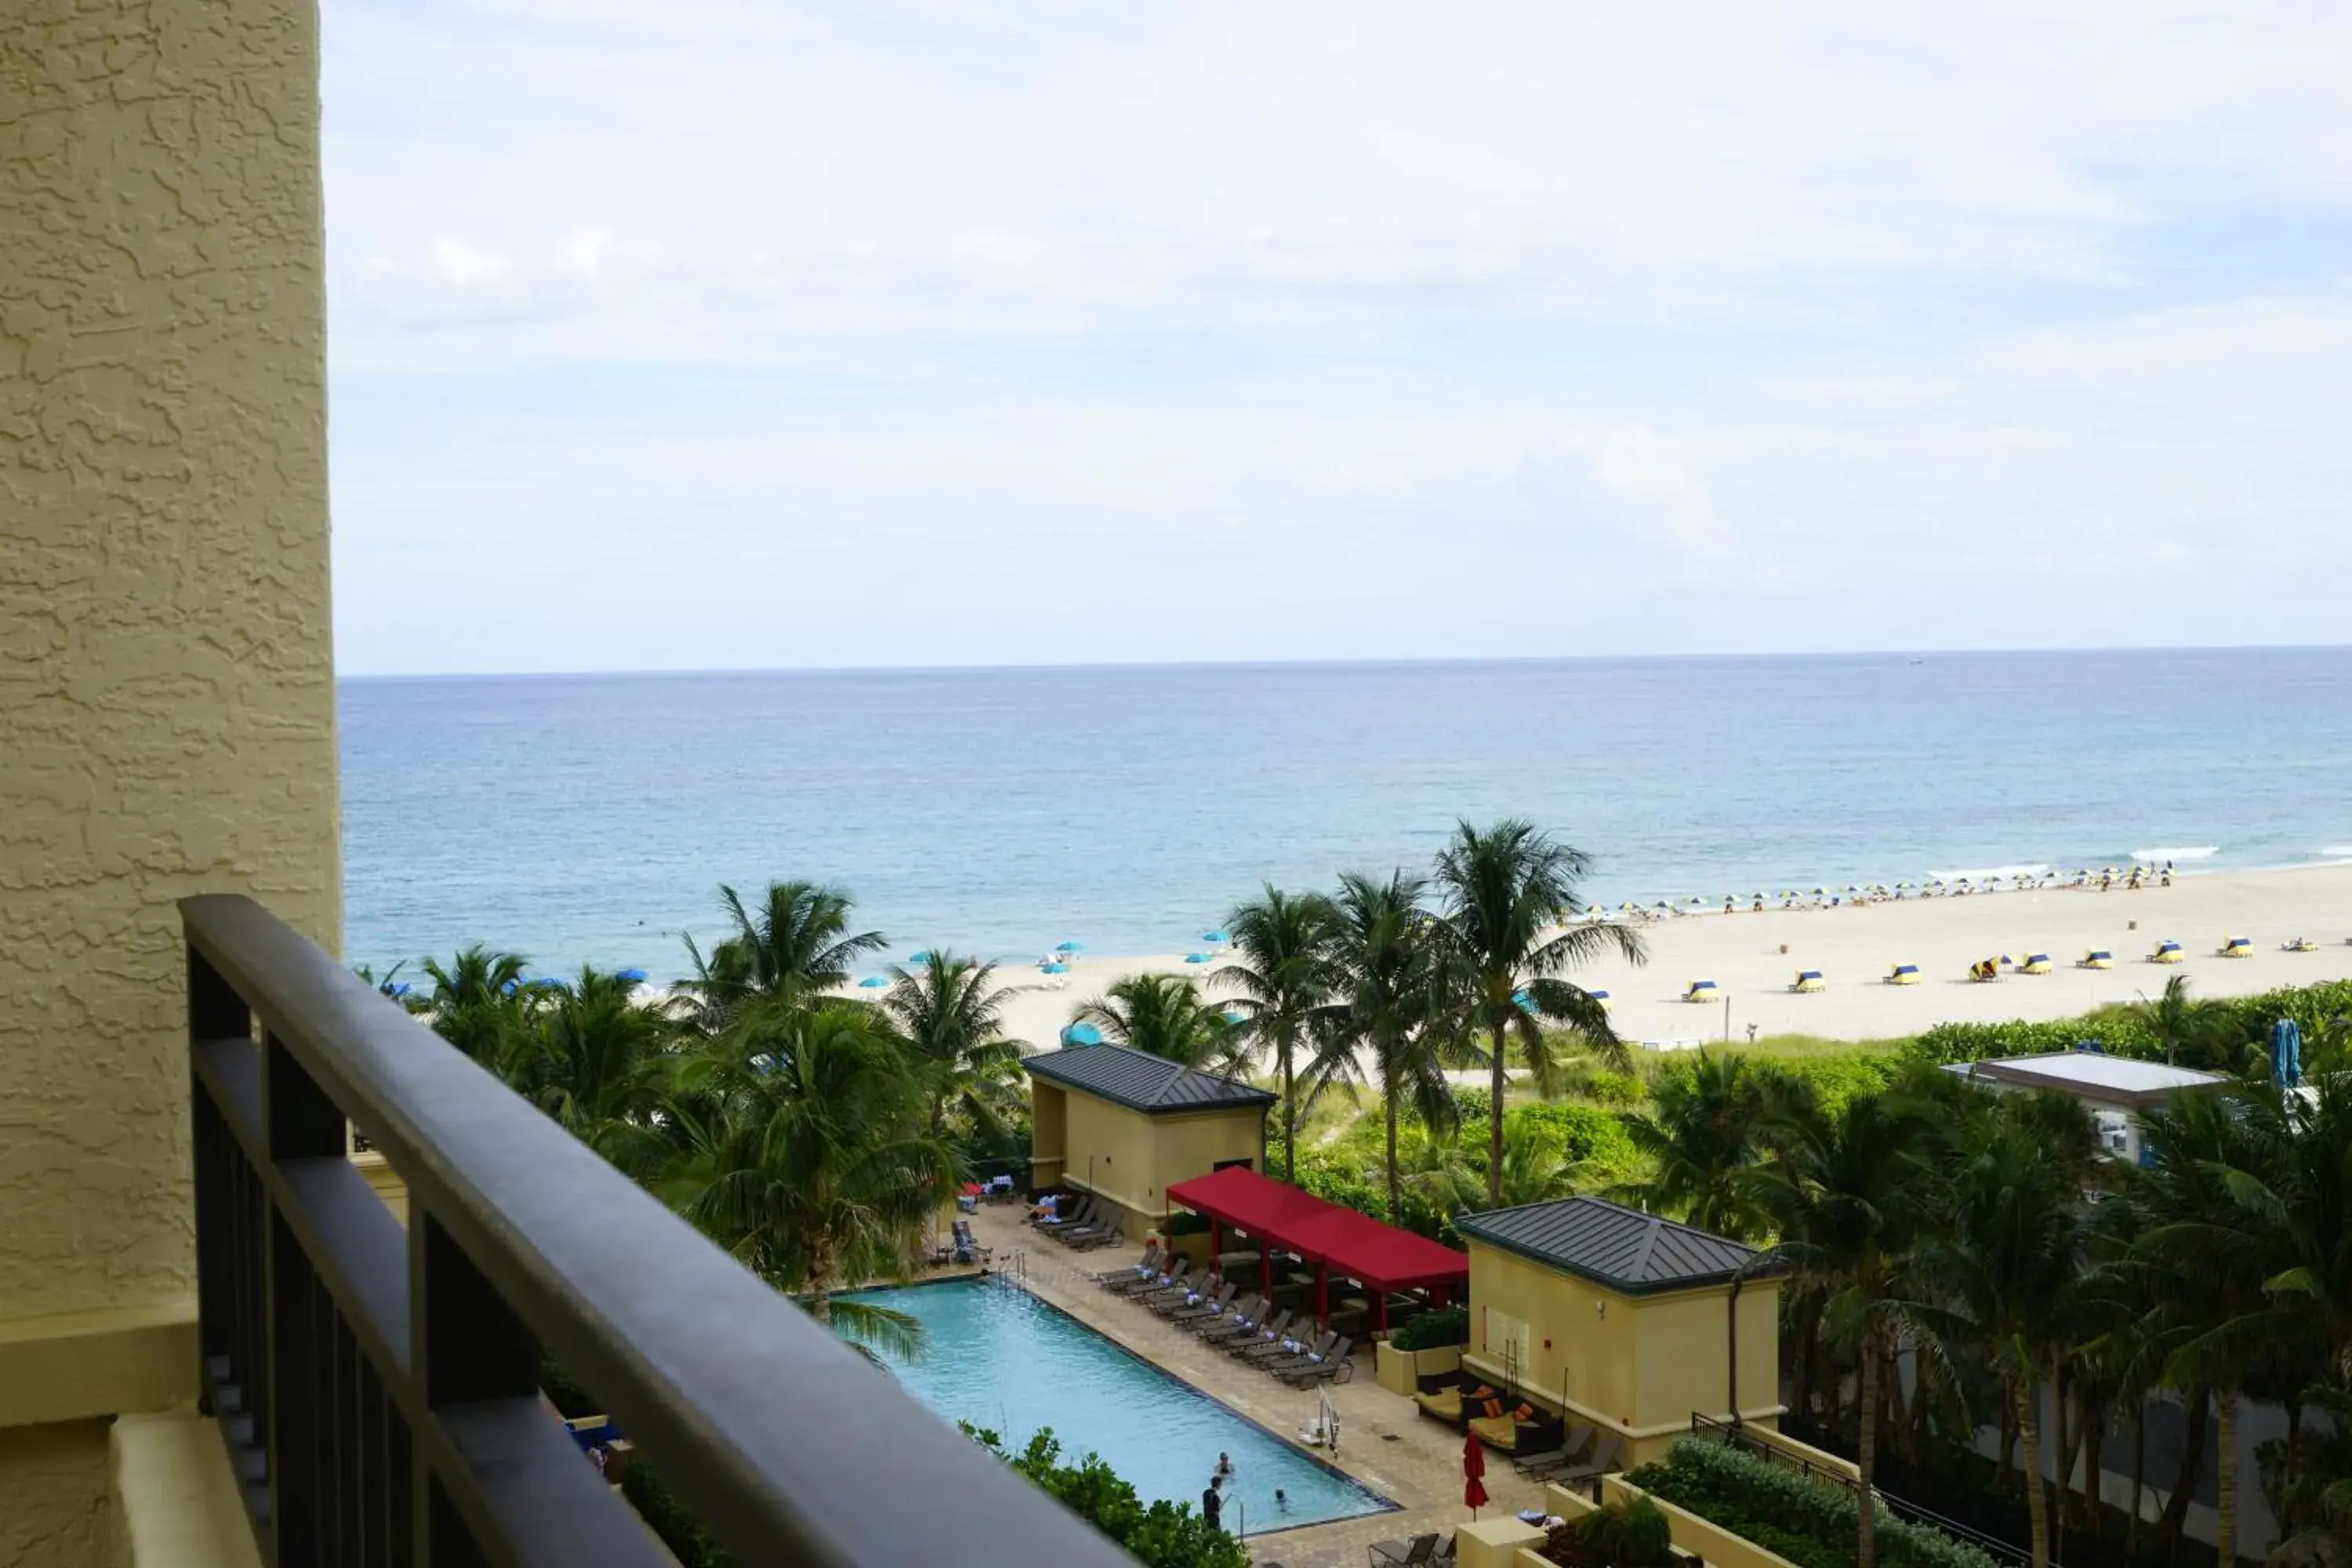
xmin=183 ymin=894 xmax=1129 ymax=1567
xmin=1688 ymin=1414 xmax=2030 ymax=1567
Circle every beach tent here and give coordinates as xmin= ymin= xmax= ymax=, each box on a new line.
xmin=1682 ymin=980 xmax=1719 ymax=1003
xmin=2020 ymin=954 xmax=2053 ymax=975
xmin=2081 ymin=950 xmax=2114 ymax=969
xmin=1887 ymin=964 xmax=1920 ymax=985
xmin=1059 ymin=1022 xmax=1103 ymax=1046
xmin=2220 ymin=936 xmax=2253 ymax=957
xmin=1588 ymin=989 xmax=1611 ymax=1004
xmin=1792 ymin=971 xmax=1826 ymax=993
xmin=2152 ymin=941 xmax=2183 ymax=964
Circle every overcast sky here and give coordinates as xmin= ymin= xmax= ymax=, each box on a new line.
xmin=325 ymin=1 xmax=2352 ymax=676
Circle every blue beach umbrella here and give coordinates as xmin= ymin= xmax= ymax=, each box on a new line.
xmin=1041 ymin=962 xmax=1069 ymax=975
xmin=1201 ymin=929 xmax=1230 ymax=944
xmin=1061 ymin=1022 xmax=1102 ymax=1046
xmin=1185 ymin=952 xmax=1212 ymax=964
xmin=908 ymin=950 xmax=931 ymax=964
xmin=858 ymin=975 xmax=888 ymax=989
xmin=1221 ymin=1011 xmax=1246 ymax=1026
xmin=616 ymin=967 xmax=648 ymax=984
xmin=1512 ymin=989 xmax=1537 ymax=1012
xmin=388 ymin=982 xmax=413 ymax=998
xmin=2274 ymin=1018 xmax=2304 ymax=1087
xmin=1055 ymin=940 xmax=1084 ymax=954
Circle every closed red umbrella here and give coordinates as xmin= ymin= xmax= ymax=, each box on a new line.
xmin=1463 ymin=1432 xmax=1489 ymax=1516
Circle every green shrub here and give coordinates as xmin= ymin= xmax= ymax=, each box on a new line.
xmin=962 ymin=1425 xmax=1247 ymax=1568
xmin=1628 ymin=1438 xmax=1998 ymax=1568
xmin=1544 ymin=1495 xmax=1679 ymax=1566
xmin=620 ymin=1461 xmax=735 ymax=1568
xmin=1390 ymin=1305 xmax=1469 ymax=1351
xmin=1511 ymin=1101 xmax=1642 ymax=1177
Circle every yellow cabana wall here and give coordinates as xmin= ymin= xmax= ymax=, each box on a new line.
xmin=1044 ymin=1088 xmax=1265 ymax=1240
xmin=1461 ymin=1239 xmax=1782 ymax=1464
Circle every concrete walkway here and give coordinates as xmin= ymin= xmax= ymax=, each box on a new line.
xmin=968 ymin=1206 xmax=1551 ymax=1567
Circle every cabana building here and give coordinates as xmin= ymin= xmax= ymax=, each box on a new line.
xmin=1022 ymin=1043 xmax=1274 ymax=1240
xmin=1164 ymin=1164 xmax=1470 ymax=1334
xmin=1453 ymin=1197 xmax=1788 ymax=1465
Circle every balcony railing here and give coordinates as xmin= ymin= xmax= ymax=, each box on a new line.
xmin=183 ymin=893 xmax=1130 ymax=1566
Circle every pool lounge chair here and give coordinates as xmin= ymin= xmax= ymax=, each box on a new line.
xmin=1189 ymin=1296 xmax=1265 ymax=1338
xmin=1135 ymin=1269 xmax=1205 ymax=1308
xmin=1369 ymin=1533 xmax=1443 ymax=1566
xmin=1105 ymin=1260 xmax=1181 ymax=1298
xmin=1036 ymin=1196 xmax=1096 ymax=1236
xmin=1270 ymin=1335 xmax=1350 ymax=1381
xmin=1513 ymin=1424 xmax=1596 ymax=1477
xmin=1048 ymin=1198 xmax=1108 ymax=1242
xmin=1094 ymin=1244 xmax=1161 ymax=1287
xmin=1548 ymin=1432 xmax=1624 ymax=1494
xmin=1217 ymin=1308 xmax=1292 ymax=1348
xmin=1163 ymin=1280 xmax=1236 ymax=1321
xmin=1242 ymin=1328 xmax=1332 ymax=1365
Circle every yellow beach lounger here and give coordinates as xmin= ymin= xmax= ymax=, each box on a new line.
xmin=2220 ymin=936 xmax=2253 ymax=957
xmin=2019 ymin=953 xmax=2052 ymax=975
xmin=1886 ymin=964 xmax=1920 ymax=985
xmin=1792 ymin=970 xmax=1825 ymax=993
xmin=1682 ymin=980 xmax=1719 ymax=1003
xmin=2151 ymin=940 xmax=2184 ymax=964
xmin=2079 ymin=950 xmax=2114 ymax=970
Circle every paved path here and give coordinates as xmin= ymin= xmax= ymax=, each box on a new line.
xmin=969 ymin=1207 xmax=1551 ymax=1566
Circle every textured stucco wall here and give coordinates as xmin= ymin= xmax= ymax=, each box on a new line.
xmin=0 ymin=0 xmax=338 ymax=1326
xmin=0 ymin=1421 xmax=115 ymax=1568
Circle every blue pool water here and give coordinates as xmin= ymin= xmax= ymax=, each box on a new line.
xmin=835 ymin=1276 xmax=1392 ymax=1533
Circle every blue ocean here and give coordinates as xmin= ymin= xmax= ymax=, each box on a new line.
xmin=341 ymin=648 xmax=2352 ymax=980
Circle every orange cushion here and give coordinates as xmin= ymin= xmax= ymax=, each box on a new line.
xmin=1469 ymin=1385 xmax=1494 ymax=1400
xmin=1512 ymin=1403 xmax=1536 ymax=1422
xmin=1481 ymin=1398 xmax=1504 ymax=1419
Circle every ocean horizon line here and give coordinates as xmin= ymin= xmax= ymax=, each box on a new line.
xmin=334 ymin=639 xmax=2352 ymax=685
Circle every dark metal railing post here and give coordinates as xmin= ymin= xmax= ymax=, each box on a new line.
xmin=412 ymin=1211 xmax=543 ymax=1563
xmin=267 ymin=1034 xmax=348 ymax=1566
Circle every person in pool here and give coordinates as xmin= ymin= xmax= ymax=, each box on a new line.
xmin=1215 ymin=1453 xmax=1232 ymax=1478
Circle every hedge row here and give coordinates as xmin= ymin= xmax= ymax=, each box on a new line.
xmin=1908 ymin=978 xmax=2352 ymax=1068
xmin=1628 ymin=1437 xmax=1999 ymax=1568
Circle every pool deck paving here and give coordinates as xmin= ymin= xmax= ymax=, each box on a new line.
xmin=965 ymin=1206 xmax=1553 ymax=1568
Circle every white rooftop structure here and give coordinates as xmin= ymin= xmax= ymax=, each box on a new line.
xmin=1944 ymin=1050 xmax=2227 ymax=1110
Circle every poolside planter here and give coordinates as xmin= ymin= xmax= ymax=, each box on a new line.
xmin=1542 ymin=1475 xmax=1803 ymax=1568
xmin=1374 ymin=1340 xmax=1462 ymax=1397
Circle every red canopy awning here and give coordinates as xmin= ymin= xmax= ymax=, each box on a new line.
xmin=1163 ymin=1165 xmax=1469 ymax=1294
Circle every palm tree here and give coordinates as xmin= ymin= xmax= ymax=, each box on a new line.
xmin=1308 ymin=870 xmax=1463 ymax=1223
xmin=1218 ymin=885 xmax=1340 ymax=1182
xmin=1404 ymin=1116 xmax=1583 ymax=1216
xmin=421 ymin=945 xmax=532 ymax=1072
xmin=1913 ymin=1094 xmax=2096 ymax=1568
xmin=2129 ymin=1082 xmax=2306 ymax=1568
xmin=1070 ymin=974 xmax=1245 ymax=1076
xmin=1430 ymin=818 xmax=1643 ymax=1206
xmin=1755 ymin=1091 xmax=1935 ymax=1568
xmin=1614 ymin=1052 xmax=1772 ymax=1240
xmin=658 ymin=1002 xmax=955 ymax=1357
xmin=881 ymin=951 xmax=1026 ymax=1145
xmin=681 ymin=880 xmax=887 ymax=1029
xmin=2135 ymin=974 xmax=2236 ymax=1070
xmin=523 ymin=965 xmax=673 ymax=1173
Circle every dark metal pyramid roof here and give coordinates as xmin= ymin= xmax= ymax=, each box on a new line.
xmin=1454 ymin=1195 xmax=1783 ymax=1296
xmin=1021 ymin=1042 xmax=1275 ymax=1116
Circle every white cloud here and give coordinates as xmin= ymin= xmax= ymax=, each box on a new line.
xmin=321 ymin=1 xmax=2352 ymax=670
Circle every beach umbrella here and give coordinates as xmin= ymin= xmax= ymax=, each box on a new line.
xmin=388 ymin=981 xmax=412 ymax=998
xmin=1463 ymin=1432 xmax=1488 ymax=1518
xmin=1060 ymin=1022 xmax=1102 ymax=1046
xmin=1201 ymin=929 xmax=1230 ymax=943
xmin=908 ymin=950 xmax=931 ymax=964
xmin=1185 ymin=953 xmax=1211 ymax=964
xmin=2274 ymin=1019 xmax=2304 ymax=1087
xmin=1055 ymin=940 xmax=1084 ymax=954
xmin=1512 ymin=989 xmax=1536 ymax=1012
xmin=615 ymin=967 xmax=648 ymax=983
xmin=1221 ymin=1011 xmax=1246 ymax=1026
xmin=858 ymin=975 xmax=888 ymax=989
xmin=1041 ymin=962 xmax=1069 ymax=975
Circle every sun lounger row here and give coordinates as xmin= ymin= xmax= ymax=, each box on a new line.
xmin=1092 ymin=1247 xmax=1356 ymax=1384
xmin=1029 ymin=1194 xmax=1123 ymax=1250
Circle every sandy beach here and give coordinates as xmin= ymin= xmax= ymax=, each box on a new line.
xmin=994 ymin=864 xmax=2352 ymax=1054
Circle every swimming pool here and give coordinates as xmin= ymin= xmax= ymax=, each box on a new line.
xmin=836 ymin=1276 xmax=1393 ymax=1533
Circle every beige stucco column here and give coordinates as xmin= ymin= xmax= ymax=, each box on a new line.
xmin=1 ymin=1 xmax=338 ymax=1559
